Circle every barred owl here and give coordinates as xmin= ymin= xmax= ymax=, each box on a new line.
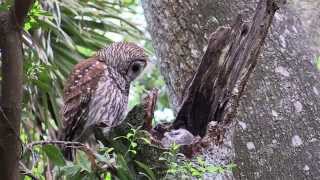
xmin=60 ymin=42 xmax=148 ymax=159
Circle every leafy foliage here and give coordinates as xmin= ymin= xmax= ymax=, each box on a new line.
xmin=43 ymin=144 xmax=66 ymax=166
xmin=160 ymin=143 xmax=236 ymax=179
xmin=24 ymin=1 xmax=52 ymax=31
xmin=0 ymin=0 xmax=12 ymax=12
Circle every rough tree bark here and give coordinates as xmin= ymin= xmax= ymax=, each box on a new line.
xmin=232 ymin=1 xmax=320 ymax=179
xmin=142 ymin=0 xmax=320 ymax=179
xmin=0 ymin=1 xmax=34 ymax=179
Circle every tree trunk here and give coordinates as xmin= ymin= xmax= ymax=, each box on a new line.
xmin=233 ymin=1 xmax=320 ymax=179
xmin=0 ymin=1 xmax=34 ymax=179
xmin=142 ymin=0 xmax=320 ymax=179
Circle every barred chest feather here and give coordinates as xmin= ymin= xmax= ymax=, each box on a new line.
xmin=86 ymin=67 xmax=129 ymax=133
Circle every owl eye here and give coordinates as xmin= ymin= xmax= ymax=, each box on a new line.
xmin=131 ymin=64 xmax=141 ymax=72
xmin=127 ymin=59 xmax=146 ymax=81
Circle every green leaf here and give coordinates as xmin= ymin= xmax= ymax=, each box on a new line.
xmin=104 ymin=172 xmax=112 ymax=180
xmin=316 ymin=56 xmax=320 ymax=71
xmin=134 ymin=160 xmax=156 ymax=180
xmin=114 ymin=135 xmax=127 ymax=141
xmin=43 ymin=144 xmax=66 ymax=166
xmin=94 ymin=153 xmax=109 ymax=163
xmin=59 ymin=163 xmax=82 ymax=177
xmin=139 ymin=137 xmax=151 ymax=144
xmin=126 ymin=133 xmax=134 ymax=139
xmin=207 ymin=165 xmax=225 ymax=173
xmin=24 ymin=1 xmax=51 ymax=31
xmin=76 ymin=45 xmax=94 ymax=57
xmin=191 ymin=169 xmax=201 ymax=177
xmin=131 ymin=142 xmax=137 ymax=148
xmin=196 ymin=156 xmax=205 ymax=166
xmin=122 ymin=0 xmax=136 ymax=5
xmin=226 ymin=163 xmax=237 ymax=171
xmin=0 ymin=1 xmax=11 ymax=12
xmin=77 ymin=151 xmax=91 ymax=172
xmin=116 ymin=154 xmax=133 ymax=180
xmin=207 ymin=166 xmax=219 ymax=173
xmin=167 ymin=168 xmax=177 ymax=174
xmin=24 ymin=22 xmax=32 ymax=31
xmin=106 ymin=147 xmax=114 ymax=153
xmin=69 ymin=171 xmax=85 ymax=180
xmin=128 ymin=149 xmax=137 ymax=155
xmin=158 ymin=157 xmax=166 ymax=161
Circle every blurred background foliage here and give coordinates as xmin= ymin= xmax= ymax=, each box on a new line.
xmin=1 ymin=0 xmax=174 ymax=179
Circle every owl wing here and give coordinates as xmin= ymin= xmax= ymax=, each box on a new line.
xmin=61 ymin=57 xmax=106 ymax=142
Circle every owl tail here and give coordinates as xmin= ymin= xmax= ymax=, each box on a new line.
xmin=62 ymin=147 xmax=74 ymax=161
xmin=58 ymin=131 xmax=75 ymax=161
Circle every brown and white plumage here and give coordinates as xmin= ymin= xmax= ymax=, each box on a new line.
xmin=60 ymin=42 xmax=148 ymax=160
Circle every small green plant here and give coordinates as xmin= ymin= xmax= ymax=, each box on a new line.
xmin=25 ymin=58 xmax=46 ymax=81
xmin=114 ymin=126 xmax=151 ymax=157
xmin=24 ymin=1 xmax=52 ymax=31
xmin=160 ymin=143 xmax=237 ymax=179
xmin=25 ymin=127 xmax=155 ymax=180
xmin=113 ymin=126 xmax=155 ymax=179
xmin=159 ymin=142 xmax=182 ymax=175
xmin=1 ymin=0 xmax=49 ymax=42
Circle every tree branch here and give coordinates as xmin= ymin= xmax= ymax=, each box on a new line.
xmin=0 ymin=1 xmax=34 ymax=179
xmin=13 ymin=0 xmax=34 ymax=27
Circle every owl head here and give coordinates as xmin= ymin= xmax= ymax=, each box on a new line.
xmin=96 ymin=42 xmax=148 ymax=82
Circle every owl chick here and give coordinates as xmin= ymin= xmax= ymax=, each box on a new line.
xmin=60 ymin=42 xmax=148 ymax=160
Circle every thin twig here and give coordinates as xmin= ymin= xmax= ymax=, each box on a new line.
xmin=26 ymin=140 xmax=86 ymax=149
xmin=19 ymin=161 xmax=39 ymax=180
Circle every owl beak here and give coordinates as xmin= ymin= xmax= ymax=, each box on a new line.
xmin=96 ymin=121 xmax=109 ymax=128
xmin=134 ymin=58 xmax=148 ymax=69
xmin=137 ymin=58 xmax=147 ymax=65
